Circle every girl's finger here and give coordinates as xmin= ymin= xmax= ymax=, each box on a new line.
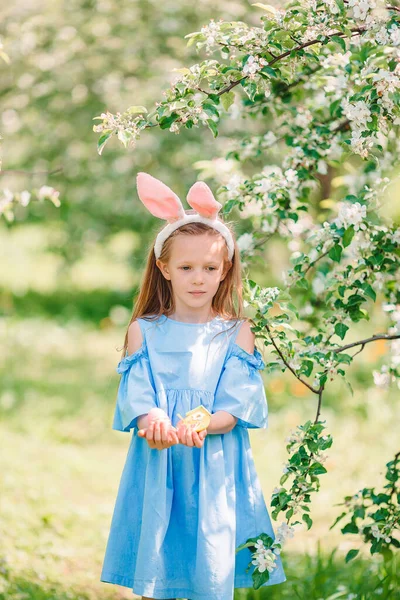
xmin=169 ymin=430 xmax=179 ymax=444
xmin=192 ymin=430 xmax=201 ymax=448
xmin=146 ymin=421 xmax=155 ymax=441
xmin=161 ymin=420 xmax=170 ymax=443
xmin=177 ymin=424 xmax=186 ymax=444
xmin=196 ymin=430 xmax=206 ymax=447
xmin=186 ymin=427 xmax=194 ymax=447
xmin=153 ymin=420 xmax=161 ymax=442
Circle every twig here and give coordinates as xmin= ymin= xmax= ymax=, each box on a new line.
xmin=0 ymin=167 xmax=63 ymax=177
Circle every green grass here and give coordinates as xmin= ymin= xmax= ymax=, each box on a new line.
xmin=1 ymin=317 xmax=399 ymax=599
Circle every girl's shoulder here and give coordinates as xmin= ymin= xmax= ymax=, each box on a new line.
xmin=134 ymin=314 xmax=163 ymax=331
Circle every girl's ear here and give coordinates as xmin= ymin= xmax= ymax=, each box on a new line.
xmin=186 ymin=181 xmax=222 ymax=220
xmin=136 ymin=172 xmax=186 ymax=223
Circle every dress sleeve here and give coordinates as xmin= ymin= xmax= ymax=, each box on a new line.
xmin=212 ymin=343 xmax=268 ymax=429
xmin=112 ymin=342 xmax=157 ymax=433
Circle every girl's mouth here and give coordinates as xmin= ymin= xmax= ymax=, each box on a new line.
xmin=189 ymin=291 xmax=206 ymax=296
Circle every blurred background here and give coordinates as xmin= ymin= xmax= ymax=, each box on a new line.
xmin=1 ymin=0 xmax=399 ymax=599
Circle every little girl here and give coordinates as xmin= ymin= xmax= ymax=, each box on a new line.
xmin=100 ymin=172 xmax=286 ymax=600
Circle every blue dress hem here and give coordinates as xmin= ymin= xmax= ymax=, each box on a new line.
xmin=100 ymin=569 xmax=287 ymax=595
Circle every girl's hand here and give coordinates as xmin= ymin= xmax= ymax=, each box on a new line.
xmin=176 ymin=419 xmax=208 ymax=448
xmin=138 ymin=420 xmax=180 ymax=450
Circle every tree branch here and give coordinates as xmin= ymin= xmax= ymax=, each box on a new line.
xmin=211 ymin=26 xmax=367 ymax=98
xmin=333 ymin=333 xmax=400 ymax=354
xmin=264 ymin=320 xmax=319 ymax=393
xmin=0 ymin=167 xmax=63 ymax=177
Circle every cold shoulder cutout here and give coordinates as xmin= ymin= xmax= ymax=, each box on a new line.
xmin=116 ymin=343 xmax=147 ymax=374
xmin=229 ymin=341 xmax=266 ymax=371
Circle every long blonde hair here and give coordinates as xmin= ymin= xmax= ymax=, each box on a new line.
xmin=121 ymin=214 xmax=250 ymax=356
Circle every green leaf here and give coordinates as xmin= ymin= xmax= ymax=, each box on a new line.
xmin=309 ymin=462 xmax=327 ymax=475
xmin=335 ymin=322 xmax=349 ymax=340
xmin=329 ymin=243 xmax=343 ymax=262
xmin=302 ymin=513 xmax=313 ymax=530
xmin=261 ymin=65 xmax=279 ymax=79
xmin=207 ymin=93 xmax=221 ymax=104
xmin=345 ymin=549 xmax=359 ymax=563
xmin=342 ymin=521 xmax=359 ymax=534
xmin=126 ymin=105 xmax=148 ymax=115
xmin=342 ymin=225 xmax=355 ymax=247
xmin=236 ymin=539 xmax=258 ymax=553
xmin=329 ymin=98 xmax=342 ymax=117
xmin=252 ymin=566 xmax=270 ymax=590
xmin=117 ymin=129 xmax=132 ymax=148
xmin=362 ymin=283 xmax=376 ymax=302
xmin=220 ymin=91 xmax=235 ymax=112
xmin=329 ymin=511 xmax=347 ymax=530
xmin=296 ymin=278 xmax=309 ymax=290
xmin=222 ymin=198 xmax=238 ymax=214
xmin=331 ymin=35 xmax=346 ymax=52
xmin=97 ymin=132 xmax=112 ymax=156
xmin=206 ymin=118 xmax=219 ymax=138
xmin=280 ymin=474 xmax=289 ymax=485
xmin=252 ymin=3 xmax=278 ymax=16
xmin=242 ymin=81 xmax=258 ymax=101
xmin=202 ymin=101 xmax=220 ymax=118
xmin=158 ymin=113 xmax=180 ymax=129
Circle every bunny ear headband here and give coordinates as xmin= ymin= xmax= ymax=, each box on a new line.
xmin=136 ymin=172 xmax=235 ymax=261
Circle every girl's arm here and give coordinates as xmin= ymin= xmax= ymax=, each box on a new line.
xmin=207 ymin=411 xmax=238 ymax=434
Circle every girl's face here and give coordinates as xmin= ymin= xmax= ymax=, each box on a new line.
xmin=156 ymin=233 xmax=230 ymax=313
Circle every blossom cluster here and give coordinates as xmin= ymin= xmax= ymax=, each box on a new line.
xmin=251 ymin=522 xmax=294 ymax=574
xmin=370 ymin=523 xmax=392 ymax=543
xmin=191 ymin=19 xmax=275 ymax=57
xmin=0 ymin=186 xmax=61 ymax=221
xmin=93 ymin=109 xmax=148 ymax=153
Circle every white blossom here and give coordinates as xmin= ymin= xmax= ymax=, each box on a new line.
xmin=237 ymin=232 xmax=255 ymax=253
xmin=371 ymin=523 xmax=391 ymax=543
xmin=38 ymin=185 xmax=61 ymax=206
xmin=373 ymin=370 xmax=391 ymax=387
xmin=19 ymin=190 xmax=31 ymax=207
xmin=389 ymin=24 xmax=400 ymax=46
xmin=242 ymin=55 xmax=268 ymax=77
xmin=347 ymin=0 xmax=377 ymax=22
xmin=341 ymin=98 xmax=373 ymax=129
xmin=251 ymin=542 xmax=278 ymax=573
xmin=334 ymin=201 xmax=367 ymax=231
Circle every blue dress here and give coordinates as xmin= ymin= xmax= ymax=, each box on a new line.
xmin=100 ymin=314 xmax=286 ymax=599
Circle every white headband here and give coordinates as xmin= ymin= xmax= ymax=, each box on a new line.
xmin=136 ymin=172 xmax=235 ymax=261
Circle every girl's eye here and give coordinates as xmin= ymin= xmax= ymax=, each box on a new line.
xmin=179 ymin=266 xmax=216 ymax=271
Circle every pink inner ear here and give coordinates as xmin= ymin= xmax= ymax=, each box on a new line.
xmin=186 ymin=181 xmax=222 ymax=220
xmin=136 ymin=172 xmax=185 ymax=221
